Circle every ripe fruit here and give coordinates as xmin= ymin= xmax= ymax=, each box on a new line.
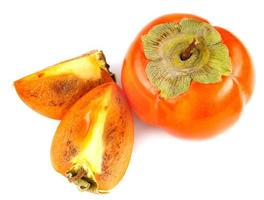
xmin=122 ymin=14 xmax=254 ymax=139
xmin=14 ymin=50 xmax=114 ymax=119
xmin=51 ymin=82 xmax=134 ymax=192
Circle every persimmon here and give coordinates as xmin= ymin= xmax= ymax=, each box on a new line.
xmin=122 ymin=14 xmax=254 ymax=139
xmin=14 ymin=50 xmax=114 ymax=120
xmin=51 ymin=82 xmax=134 ymax=192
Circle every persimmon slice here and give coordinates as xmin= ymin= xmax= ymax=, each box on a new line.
xmin=14 ymin=50 xmax=114 ymax=119
xmin=50 ymin=83 xmax=134 ymax=192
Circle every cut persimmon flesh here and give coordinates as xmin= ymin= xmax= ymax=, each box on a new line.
xmin=14 ymin=50 xmax=114 ymax=119
xmin=50 ymin=82 xmax=134 ymax=192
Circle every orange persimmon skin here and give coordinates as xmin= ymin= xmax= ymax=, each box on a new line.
xmin=121 ymin=14 xmax=254 ymax=139
xmin=50 ymin=82 xmax=134 ymax=190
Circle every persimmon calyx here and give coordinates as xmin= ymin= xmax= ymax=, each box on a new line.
xmin=142 ymin=19 xmax=232 ymax=98
xmin=66 ymin=164 xmax=98 ymax=192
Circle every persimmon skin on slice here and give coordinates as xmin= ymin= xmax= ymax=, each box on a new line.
xmin=50 ymin=82 xmax=134 ymax=192
xmin=14 ymin=50 xmax=114 ymax=120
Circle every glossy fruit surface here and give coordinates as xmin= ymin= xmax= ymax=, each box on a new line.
xmin=122 ymin=14 xmax=254 ymax=139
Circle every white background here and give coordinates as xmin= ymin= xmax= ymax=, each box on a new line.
xmin=0 ymin=0 xmax=263 ymax=199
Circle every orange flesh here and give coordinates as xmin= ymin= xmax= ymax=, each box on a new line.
xmin=15 ymin=73 xmax=102 ymax=119
xmin=14 ymin=51 xmax=113 ymax=119
xmin=50 ymin=83 xmax=134 ymax=191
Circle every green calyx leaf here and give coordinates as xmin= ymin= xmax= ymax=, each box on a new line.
xmin=142 ymin=18 xmax=232 ymax=99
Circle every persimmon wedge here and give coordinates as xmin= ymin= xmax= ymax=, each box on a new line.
xmin=14 ymin=50 xmax=114 ymax=119
xmin=51 ymin=82 xmax=134 ymax=193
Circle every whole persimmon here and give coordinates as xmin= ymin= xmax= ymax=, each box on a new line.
xmin=122 ymin=14 xmax=254 ymax=139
